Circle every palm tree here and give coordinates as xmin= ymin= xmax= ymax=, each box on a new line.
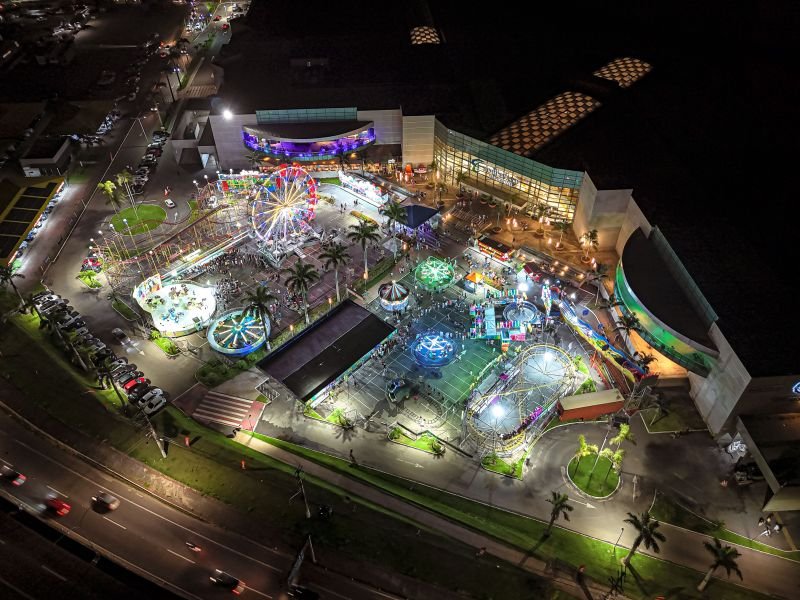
xmin=580 ymin=229 xmax=599 ymax=262
xmin=698 ymin=537 xmax=742 ymax=591
xmin=22 ymin=292 xmax=41 ymax=319
xmin=244 ymin=150 xmax=266 ymax=169
xmin=98 ymin=362 xmax=126 ymax=406
xmin=599 ymin=447 xmax=625 ymax=481
xmin=282 ymin=260 xmax=320 ymax=324
xmin=622 ymin=511 xmax=666 ymax=566
xmin=244 ymin=285 xmax=277 ymax=350
xmin=115 ymin=170 xmax=139 ymax=217
xmin=533 ymin=201 xmax=552 ymax=235
xmin=97 ymin=180 xmax=121 ymax=212
xmin=0 ymin=265 xmax=24 ymax=305
xmin=380 ymin=200 xmax=407 ymax=234
xmin=545 ymin=491 xmax=573 ymax=534
xmin=552 ymin=220 xmax=571 ymax=249
xmin=455 ymin=170 xmax=468 ymax=192
xmin=611 ymin=423 xmax=636 ymax=449
xmin=581 ymin=263 xmax=610 ymax=304
xmin=347 ymin=221 xmax=381 ymax=280
xmin=319 ymin=243 xmax=349 ymax=302
xmin=637 ymin=353 xmax=657 ymax=372
xmin=573 ymin=434 xmax=598 ymax=472
xmin=614 ymin=313 xmax=641 ymax=345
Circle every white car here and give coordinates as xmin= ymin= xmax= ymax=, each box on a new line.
xmin=164 ymin=198 xmax=175 ymax=209
xmin=142 ymin=394 xmax=166 ymax=415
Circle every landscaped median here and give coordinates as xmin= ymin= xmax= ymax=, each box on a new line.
xmin=0 ymin=312 xmax=563 ymax=600
xmin=388 ymin=427 xmax=445 ymax=455
xmin=110 ymin=205 xmax=166 ymax=236
xmin=249 ymin=433 xmax=772 ymax=600
xmin=481 ymin=451 xmax=524 ymax=479
xmin=650 ymin=491 xmax=800 ymax=562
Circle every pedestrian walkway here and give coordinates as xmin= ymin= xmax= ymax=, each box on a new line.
xmin=194 ymin=390 xmax=260 ymax=428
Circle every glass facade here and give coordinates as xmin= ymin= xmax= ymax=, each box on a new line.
xmin=256 ymin=107 xmax=358 ymax=124
xmin=433 ymin=120 xmax=583 ymax=221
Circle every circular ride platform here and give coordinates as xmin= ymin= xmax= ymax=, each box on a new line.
xmin=207 ymin=307 xmax=269 ymax=356
xmin=411 ymin=332 xmax=458 ymax=368
xmin=140 ymin=281 xmax=216 ymax=338
xmin=414 ymin=256 xmax=455 ymax=292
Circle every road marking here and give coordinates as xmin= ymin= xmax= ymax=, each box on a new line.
xmin=396 ymin=458 xmax=424 ymax=469
xmin=41 ymin=565 xmax=67 ymax=582
xmin=0 ymin=575 xmax=37 ymax=600
xmin=47 ymin=485 xmax=68 ymax=498
xmin=244 ymin=586 xmax=272 ymax=599
xmin=166 ymin=548 xmax=195 ymax=564
xmin=568 ymin=497 xmax=596 ymax=509
xmin=11 ymin=438 xmax=283 ymax=573
xmin=0 ymin=538 xmax=5 ymax=545
xmin=103 ymin=516 xmax=127 ymax=529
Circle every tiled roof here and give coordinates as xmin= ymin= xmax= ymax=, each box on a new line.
xmin=593 ymin=57 xmax=652 ymax=89
xmin=489 ymin=91 xmax=600 ymax=156
xmin=410 ymin=26 xmax=441 ymax=45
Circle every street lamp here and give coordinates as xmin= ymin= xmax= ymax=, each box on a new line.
xmin=223 ymin=109 xmax=233 ymax=120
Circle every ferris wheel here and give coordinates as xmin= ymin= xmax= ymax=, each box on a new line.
xmin=251 ymin=164 xmax=318 ymax=244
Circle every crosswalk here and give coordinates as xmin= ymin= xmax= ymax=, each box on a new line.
xmin=180 ymin=84 xmax=217 ymax=98
xmin=193 ymin=391 xmax=255 ymax=428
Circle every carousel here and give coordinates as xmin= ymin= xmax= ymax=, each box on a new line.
xmin=137 ymin=280 xmax=217 ymax=338
xmin=378 ymin=280 xmax=410 ymax=312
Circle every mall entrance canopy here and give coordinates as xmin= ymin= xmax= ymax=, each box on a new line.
xmin=460 ymin=175 xmax=529 ymax=211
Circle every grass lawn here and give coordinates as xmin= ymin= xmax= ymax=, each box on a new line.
xmin=66 ymin=167 xmax=91 ymax=184
xmin=651 ymin=492 xmax=800 ymax=562
xmin=77 ymin=270 xmax=102 ymax=288
xmin=110 ymin=205 xmax=166 ymax=236
xmin=0 ymin=319 xmax=564 ymax=600
xmin=481 ymin=453 xmax=524 ymax=478
xmin=389 ymin=430 xmax=443 ymax=455
xmin=111 ymin=298 xmax=139 ymax=321
xmin=253 ymin=434 xmax=771 ymax=600
xmin=317 ymin=177 xmax=341 ymax=186
xmin=152 ymin=335 xmax=180 ymax=356
xmin=567 ymin=456 xmax=619 ymax=497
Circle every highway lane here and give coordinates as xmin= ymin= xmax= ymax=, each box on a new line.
xmin=0 ymin=411 xmax=396 ymax=599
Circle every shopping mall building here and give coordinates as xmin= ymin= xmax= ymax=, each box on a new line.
xmin=180 ymin=3 xmax=798 ymax=503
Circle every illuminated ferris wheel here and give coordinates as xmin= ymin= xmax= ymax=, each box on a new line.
xmin=251 ymin=164 xmax=318 ymax=245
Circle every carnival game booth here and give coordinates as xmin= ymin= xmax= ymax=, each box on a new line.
xmin=378 ymin=280 xmax=410 ymax=312
xmin=477 ymin=236 xmax=513 ymax=262
xmin=338 ymin=170 xmax=388 ymax=207
xmin=134 ymin=275 xmax=216 ymax=338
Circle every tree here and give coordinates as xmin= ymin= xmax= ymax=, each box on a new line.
xmin=533 ymin=201 xmax=552 ymax=235
xmin=115 ymin=170 xmax=137 ymax=211
xmin=380 ymin=200 xmax=407 ymax=235
xmin=614 ymin=313 xmax=641 ymax=345
xmin=698 ymin=537 xmax=742 ymax=591
xmin=0 ymin=265 xmax=24 ymax=305
xmin=347 ymin=221 xmax=381 ymax=280
xmin=599 ymin=447 xmax=625 ymax=481
xmin=244 ymin=285 xmax=277 ymax=350
xmin=573 ymin=434 xmax=599 ymax=471
xmin=610 ymin=423 xmax=636 ymax=449
xmin=22 ymin=292 xmax=41 ymax=319
xmin=581 ymin=263 xmax=611 ymax=304
xmin=97 ymin=361 xmax=126 ymax=406
xmin=552 ymin=220 xmax=571 ymax=249
xmin=637 ymin=353 xmax=657 ymax=372
xmin=282 ymin=260 xmax=320 ymax=325
xmin=580 ymin=229 xmax=599 ymax=261
xmin=97 ymin=180 xmax=121 ymax=212
xmin=455 ymin=170 xmax=468 ymax=191
xmin=244 ymin=151 xmax=266 ymax=169
xmin=319 ymin=242 xmax=350 ymax=302
xmin=622 ymin=511 xmax=666 ymax=566
xmin=545 ymin=491 xmax=573 ymax=534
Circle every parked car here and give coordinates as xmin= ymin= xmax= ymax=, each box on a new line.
xmin=123 ymin=377 xmax=149 ymax=391
xmin=116 ymin=370 xmax=144 ymax=387
xmin=127 ymin=382 xmax=151 ymax=401
xmin=164 ymin=198 xmax=175 ymax=209
xmin=138 ymin=387 xmax=164 ymax=405
xmin=0 ymin=464 xmax=26 ymax=486
xmin=142 ymin=395 xmax=166 ymax=415
xmin=111 ymin=364 xmax=138 ymax=380
xmin=60 ymin=319 xmax=87 ymax=332
xmin=33 ymin=293 xmax=60 ymax=308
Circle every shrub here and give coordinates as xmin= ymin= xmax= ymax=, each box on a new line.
xmin=234 ymin=359 xmax=248 ymax=371
xmin=389 ymin=427 xmax=402 ymax=440
xmin=149 ymin=329 xmax=162 ymax=341
xmin=430 ymin=439 xmax=445 ymax=456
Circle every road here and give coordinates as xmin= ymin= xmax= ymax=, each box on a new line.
xmin=0 ymin=411 xmax=396 ymax=600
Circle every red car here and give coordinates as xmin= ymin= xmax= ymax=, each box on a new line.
xmin=123 ymin=377 xmax=149 ymax=391
xmin=0 ymin=464 xmax=26 ymax=486
xmin=221 ymin=23 xmax=229 ymax=30
xmin=213 ymin=15 xmax=221 ymax=21
xmin=46 ymin=497 xmax=71 ymax=517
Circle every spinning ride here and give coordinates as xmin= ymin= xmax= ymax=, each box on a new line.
xmin=414 ymin=256 xmax=455 ymax=291
xmin=411 ymin=332 xmax=457 ymax=368
xmin=468 ymin=344 xmax=575 ymax=454
xmin=207 ymin=307 xmax=268 ymax=356
xmin=502 ymin=299 xmax=542 ymax=324
xmin=378 ymin=280 xmax=410 ymax=312
xmin=136 ymin=279 xmax=217 ymax=338
xmin=251 ymin=164 xmax=319 ymax=257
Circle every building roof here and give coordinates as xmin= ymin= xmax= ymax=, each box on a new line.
xmin=0 ymin=178 xmax=61 ymax=265
xmin=404 ymin=204 xmax=438 ymax=229
xmin=257 ymin=300 xmax=394 ymax=401
xmin=0 ymin=102 xmax=46 ymax=140
xmin=23 ymin=136 xmax=67 ymax=159
xmin=243 ymin=121 xmax=373 ymax=142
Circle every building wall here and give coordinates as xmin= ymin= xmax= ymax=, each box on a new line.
xmin=208 ymin=113 xmax=257 ymax=171
xmin=401 ymin=115 xmax=436 ymax=167
xmin=358 ymin=109 xmax=402 ymax=145
xmin=616 ymin=197 xmax=653 ymax=256
xmin=688 ymin=323 xmax=751 ymax=435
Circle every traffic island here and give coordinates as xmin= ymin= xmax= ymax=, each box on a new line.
xmin=110 ymin=205 xmax=167 ymax=235
xmin=388 ymin=427 xmax=445 ymax=456
xmin=567 ymin=456 xmax=620 ymax=498
xmin=481 ymin=452 xmax=525 ymax=479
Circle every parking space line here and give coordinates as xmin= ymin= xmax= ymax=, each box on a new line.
xmin=41 ymin=565 xmax=67 ymax=582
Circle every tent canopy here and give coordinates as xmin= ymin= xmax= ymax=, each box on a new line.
xmin=404 ymin=204 xmax=439 ymax=229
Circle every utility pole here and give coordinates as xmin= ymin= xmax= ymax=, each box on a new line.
xmin=146 ymin=417 xmax=167 ymax=458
